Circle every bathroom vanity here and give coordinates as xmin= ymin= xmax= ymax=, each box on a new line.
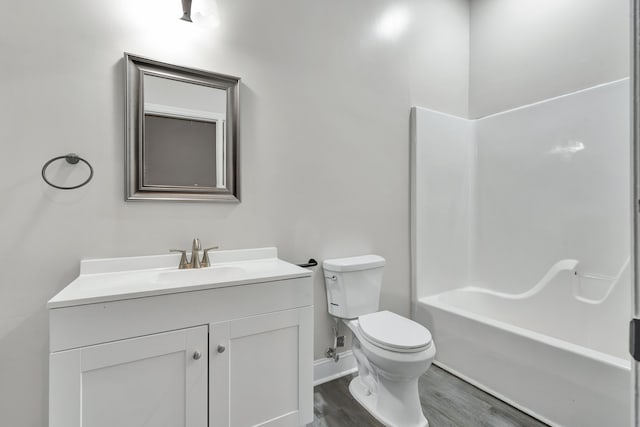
xmin=47 ymin=247 xmax=313 ymax=427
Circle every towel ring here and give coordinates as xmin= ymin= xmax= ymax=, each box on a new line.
xmin=42 ymin=154 xmax=94 ymax=190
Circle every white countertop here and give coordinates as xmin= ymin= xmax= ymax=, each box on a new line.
xmin=48 ymin=247 xmax=312 ymax=309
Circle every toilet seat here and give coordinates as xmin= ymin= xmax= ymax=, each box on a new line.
xmin=358 ymin=311 xmax=432 ymax=353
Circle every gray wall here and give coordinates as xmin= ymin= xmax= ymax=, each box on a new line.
xmin=0 ymin=0 xmax=469 ymax=425
xmin=469 ymin=0 xmax=629 ymax=118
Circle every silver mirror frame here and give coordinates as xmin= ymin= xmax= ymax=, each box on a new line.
xmin=124 ymin=53 xmax=240 ymax=202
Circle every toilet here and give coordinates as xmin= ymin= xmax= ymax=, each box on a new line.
xmin=323 ymin=255 xmax=435 ymax=427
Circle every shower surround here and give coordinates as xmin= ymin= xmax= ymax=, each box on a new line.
xmin=411 ymin=79 xmax=631 ymax=427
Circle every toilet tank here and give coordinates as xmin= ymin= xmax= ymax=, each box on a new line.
xmin=322 ymin=255 xmax=385 ymax=319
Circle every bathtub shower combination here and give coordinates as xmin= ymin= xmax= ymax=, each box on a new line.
xmin=411 ymin=79 xmax=631 ymax=427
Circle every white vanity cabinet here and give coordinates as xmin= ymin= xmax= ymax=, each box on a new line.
xmin=48 ymin=248 xmax=313 ymax=427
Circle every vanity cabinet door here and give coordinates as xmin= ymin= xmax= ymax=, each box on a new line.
xmin=49 ymin=325 xmax=208 ymax=427
xmin=209 ymin=306 xmax=313 ymax=427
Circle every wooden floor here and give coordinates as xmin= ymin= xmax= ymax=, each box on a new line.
xmin=309 ymin=365 xmax=549 ymax=427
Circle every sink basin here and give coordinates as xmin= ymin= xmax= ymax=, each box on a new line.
xmin=154 ymin=265 xmax=246 ymax=285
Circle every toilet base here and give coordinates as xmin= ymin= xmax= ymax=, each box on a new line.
xmin=349 ymin=376 xmax=429 ymax=427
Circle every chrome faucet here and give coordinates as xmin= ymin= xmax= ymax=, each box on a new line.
xmin=171 ymin=238 xmax=219 ymax=269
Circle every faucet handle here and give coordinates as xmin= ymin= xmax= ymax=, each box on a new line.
xmin=201 ymin=246 xmax=219 ymax=268
xmin=170 ymin=249 xmax=190 ymax=269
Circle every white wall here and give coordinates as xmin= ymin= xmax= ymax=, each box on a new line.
xmin=0 ymin=0 xmax=470 ymax=425
xmin=469 ymin=0 xmax=629 ymax=118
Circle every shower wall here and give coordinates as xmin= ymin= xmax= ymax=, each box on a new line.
xmin=412 ymin=78 xmax=631 ymax=302
xmin=410 ymin=108 xmax=473 ymax=300
xmin=474 ymin=80 xmax=630 ymax=295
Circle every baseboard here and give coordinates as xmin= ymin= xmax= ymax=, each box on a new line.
xmin=313 ymin=350 xmax=357 ymax=386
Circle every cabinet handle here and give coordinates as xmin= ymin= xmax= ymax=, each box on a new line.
xmin=193 ymin=351 xmax=202 ymax=360
xmin=217 ymin=345 xmax=226 ymax=353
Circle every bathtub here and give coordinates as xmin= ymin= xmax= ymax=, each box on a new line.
xmin=413 ymin=260 xmax=631 ymax=427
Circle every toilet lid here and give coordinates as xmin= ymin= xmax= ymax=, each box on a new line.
xmin=358 ymin=311 xmax=432 ymax=352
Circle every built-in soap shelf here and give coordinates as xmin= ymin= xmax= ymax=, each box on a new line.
xmin=573 ymin=258 xmax=629 ymax=304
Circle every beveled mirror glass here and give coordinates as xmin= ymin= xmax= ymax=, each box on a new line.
xmin=125 ymin=53 xmax=240 ymax=201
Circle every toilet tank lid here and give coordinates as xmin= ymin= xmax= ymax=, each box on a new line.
xmin=323 ymin=255 xmax=385 ymax=272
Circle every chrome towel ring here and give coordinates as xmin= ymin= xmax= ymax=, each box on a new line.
xmin=41 ymin=153 xmax=93 ymax=190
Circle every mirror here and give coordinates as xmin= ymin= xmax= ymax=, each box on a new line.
xmin=125 ymin=53 xmax=240 ymax=202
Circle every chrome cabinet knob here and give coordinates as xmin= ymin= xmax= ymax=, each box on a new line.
xmin=217 ymin=345 xmax=226 ymax=353
xmin=193 ymin=351 xmax=202 ymax=360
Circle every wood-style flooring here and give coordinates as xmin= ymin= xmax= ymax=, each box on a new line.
xmin=310 ymin=365 xmax=549 ymax=427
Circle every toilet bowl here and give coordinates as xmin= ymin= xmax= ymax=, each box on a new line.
xmin=345 ymin=311 xmax=435 ymax=427
xmin=322 ymin=255 xmax=436 ymax=427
